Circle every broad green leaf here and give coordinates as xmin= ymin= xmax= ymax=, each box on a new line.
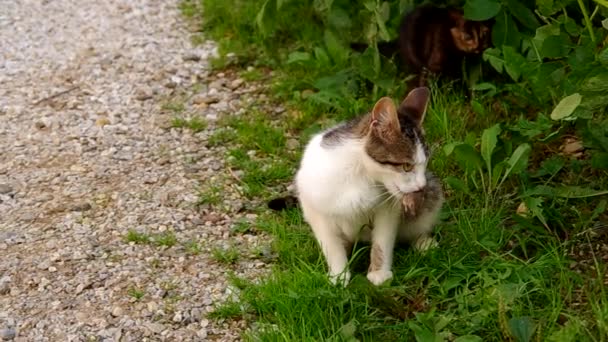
xmin=464 ymin=0 xmax=501 ymax=20
xmin=536 ymin=0 xmax=557 ymax=16
xmin=541 ymin=34 xmax=572 ymax=58
xmin=453 ymin=143 xmax=484 ymax=173
xmin=483 ymin=48 xmax=504 ymax=73
xmin=580 ymin=93 xmax=608 ymax=112
xmin=502 ymin=46 xmax=527 ymax=81
xmin=554 ymin=186 xmax=608 ymax=198
xmin=481 ymin=124 xmax=501 ymax=172
xmin=508 ymin=317 xmax=536 ymax=342
xmin=531 ymin=156 xmax=565 ymax=177
xmin=375 ymin=11 xmax=391 ymax=41
xmin=454 ymin=336 xmax=483 ymax=342
xmin=363 ymin=0 xmax=375 ymax=11
xmin=378 ymin=1 xmax=390 ymax=22
xmin=580 ymin=72 xmax=608 ymax=92
xmin=598 ymin=47 xmax=608 ymax=65
xmin=444 ymin=176 xmax=470 ymax=194
xmin=255 ymin=0 xmax=275 ymax=35
xmin=550 ymin=93 xmax=582 ymax=120
xmin=471 ymin=82 xmax=497 ymax=92
xmin=314 ymin=46 xmax=330 ymax=65
xmin=323 ymin=30 xmax=347 ymax=64
xmin=491 ymin=161 xmax=506 ymax=189
xmin=492 ymin=10 xmax=521 ymax=47
xmin=591 ymin=200 xmax=607 ymax=222
xmin=547 ymin=319 xmax=587 ymax=341
xmin=502 ymin=143 xmax=531 ymax=181
xmin=286 ymin=51 xmax=311 ymax=64
xmin=443 ymin=141 xmax=459 ymax=156
xmin=328 ymin=8 xmax=352 ymax=30
xmin=524 ymin=197 xmax=549 ymax=229
xmin=562 ymin=17 xmax=580 ymax=36
xmin=525 ymin=185 xmax=608 ymax=198
xmin=506 ymin=0 xmax=540 ymax=29
xmin=591 ymin=152 xmax=608 ymax=169
xmin=471 ymin=100 xmax=486 ymax=116
xmin=338 ymin=320 xmax=357 ymax=339
xmin=532 ymin=24 xmax=560 ymax=54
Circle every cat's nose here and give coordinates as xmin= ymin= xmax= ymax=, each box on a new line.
xmin=414 ymin=177 xmax=426 ymax=191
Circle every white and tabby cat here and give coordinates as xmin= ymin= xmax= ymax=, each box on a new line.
xmin=292 ymin=87 xmax=444 ymax=286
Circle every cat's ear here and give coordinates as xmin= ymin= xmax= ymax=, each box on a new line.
xmin=398 ymin=87 xmax=430 ymax=127
xmin=371 ymin=97 xmax=400 ymax=138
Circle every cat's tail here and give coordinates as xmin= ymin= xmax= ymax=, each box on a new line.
xmin=350 ymin=40 xmax=399 ymax=57
xmin=267 ymin=195 xmax=299 ymax=211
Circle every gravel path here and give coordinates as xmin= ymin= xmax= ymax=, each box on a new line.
xmin=0 ymin=1 xmax=269 ymax=340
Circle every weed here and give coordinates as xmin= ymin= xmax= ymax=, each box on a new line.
xmin=197 ymin=183 xmax=223 ymax=206
xmin=154 ymin=231 xmax=177 ymax=248
xmin=212 ymin=245 xmax=240 ymax=265
xmin=127 ymin=287 xmax=145 ymax=301
xmin=207 ymin=128 xmax=237 ymax=147
xmin=124 ymin=229 xmax=151 ymax=244
xmin=171 ymin=116 xmax=207 ymax=133
xmin=184 ymin=240 xmax=202 ymax=255
xmin=162 ymin=101 xmax=186 ymax=113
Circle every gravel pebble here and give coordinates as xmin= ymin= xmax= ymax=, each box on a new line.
xmin=0 ymin=328 xmax=16 ymax=341
xmin=0 ymin=0 xmax=271 ymax=341
xmin=0 ymin=185 xmax=12 ymax=194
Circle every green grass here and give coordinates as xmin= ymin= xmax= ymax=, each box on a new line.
xmin=124 ymin=229 xmax=151 ymax=244
xmin=127 ymin=287 xmax=145 ymax=301
xmin=197 ymin=182 xmax=223 ymax=206
xmin=181 ymin=1 xmax=608 ymax=340
xmin=171 ymin=116 xmax=207 ymax=133
xmin=123 ymin=230 xmax=178 ymax=248
xmin=212 ymin=245 xmax=241 ymax=264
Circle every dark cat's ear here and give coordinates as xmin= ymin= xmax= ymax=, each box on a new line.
xmin=371 ymin=97 xmax=400 ymax=138
xmin=398 ymin=87 xmax=430 ymax=127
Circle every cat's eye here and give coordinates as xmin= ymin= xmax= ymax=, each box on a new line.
xmin=402 ymin=162 xmax=414 ymax=172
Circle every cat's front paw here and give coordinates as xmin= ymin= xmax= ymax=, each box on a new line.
xmin=329 ymin=270 xmax=351 ymax=287
xmin=414 ymin=236 xmax=438 ymax=253
xmin=366 ymin=270 xmax=393 ymax=286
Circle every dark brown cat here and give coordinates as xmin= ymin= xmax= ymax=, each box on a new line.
xmin=398 ymin=4 xmax=492 ymax=87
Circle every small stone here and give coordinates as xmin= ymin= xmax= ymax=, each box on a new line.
xmin=192 ymin=94 xmax=220 ymax=105
xmin=20 ymin=212 xmax=37 ymax=222
xmin=209 ymin=79 xmax=225 ymax=90
xmin=111 ymin=306 xmax=123 ymax=317
xmin=96 ymin=117 xmax=111 ymax=127
xmin=0 ymin=184 xmax=12 ymax=194
xmin=147 ymin=302 xmax=158 ymax=312
xmin=202 ymin=213 xmax=221 ymax=223
xmin=228 ymin=78 xmax=244 ymax=90
xmin=183 ymin=53 xmax=201 ymax=62
xmin=135 ymin=88 xmax=153 ymax=101
xmin=562 ymin=139 xmax=584 ymax=155
xmin=172 ymin=312 xmax=182 ymax=323
xmin=274 ymin=106 xmax=285 ymax=114
xmin=70 ymin=202 xmax=92 ymax=212
xmin=197 ymin=329 xmax=207 ymax=339
xmin=145 ymin=322 xmax=164 ymax=334
xmin=157 ymin=157 xmax=170 ymax=165
xmin=0 ymin=328 xmax=16 ymax=341
xmin=286 ymin=138 xmax=299 ymax=150
xmin=70 ymin=165 xmax=86 ymax=172
xmin=34 ymin=121 xmax=46 ymax=129
xmin=0 ymin=282 xmax=9 ymax=295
